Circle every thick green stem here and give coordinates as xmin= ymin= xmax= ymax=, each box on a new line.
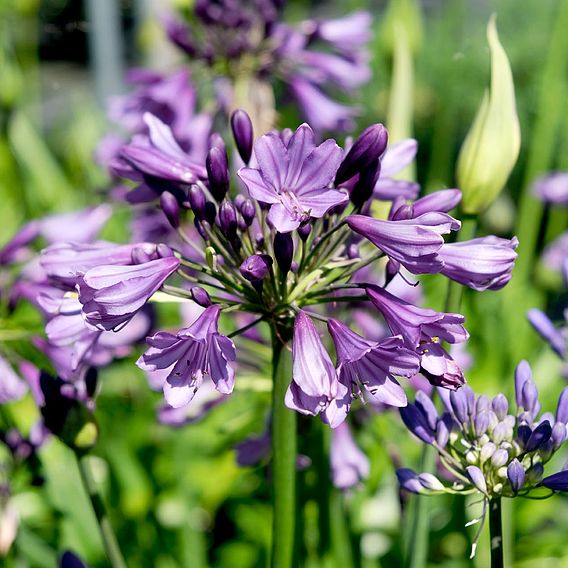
xmin=271 ymin=327 xmax=297 ymax=568
xmin=76 ymin=455 xmax=127 ymax=568
xmin=489 ymin=498 xmax=504 ymax=568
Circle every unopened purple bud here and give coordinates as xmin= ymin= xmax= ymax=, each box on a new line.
xmin=415 ymin=391 xmax=438 ymax=431
xmin=351 ymin=160 xmax=381 ymax=208
xmin=551 ymin=422 xmax=567 ymax=449
xmin=400 ymin=405 xmax=435 ymax=444
xmin=160 ymin=191 xmax=180 ymax=229
xmin=436 ymin=420 xmax=449 ymax=447
xmin=231 ymin=109 xmax=254 ymax=164
xmin=240 ymin=199 xmax=256 ymax=226
xmin=450 ymin=389 xmax=469 ymax=424
xmin=507 ymin=459 xmax=525 ymax=492
xmin=191 ymin=287 xmax=212 ymax=307
xmin=476 ymin=395 xmax=491 ymax=414
xmin=492 ymin=394 xmax=509 ymax=421
xmin=540 ymin=470 xmax=568 ymax=491
xmin=515 ymin=360 xmax=532 ymax=408
xmin=466 ymin=465 xmax=487 ymax=493
xmin=255 ymin=233 xmax=265 ymax=249
xmin=188 ymin=185 xmax=207 ymax=220
xmin=521 ymin=381 xmax=539 ymax=415
xmin=525 ymin=420 xmax=552 ymax=452
xmin=491 ymin=448 xmax=509 ymax=468
xmin=418 ymin=473 xmax=444 ymax=491
xmin=556 ymin=387 xmax=568 ymax=424
xmin=206 ymin=147 xmax=229 ymax=201
xmin=516 ymin=424 xmax=531 ymax=446
xmin=492 ymin=422 xmax=510 ymax=444
xmin=240 ymin=254 xmax=273 ymax=282
xmin=291 ymin=261 xmax=299 ymax=273
xmin=347 ymin=244 xmax=359 ymax=260
xmin=131 ymin=245 xmax=155 ymax=265
xmin=335 ymin=124 xmax=388 ymax=185
xmin=274 ymin=232 xmax=294 ymax=274
xmin=194 ymin=219 xmax=211 ymax=239
xmin=396 ymin=468 xmax=424 ymax=494
xmin=234 ymin=194 xmax=246 ymax=209
xmin=218 ymin=201 xmax=237 ymax=238
xmin=157 ymin=244 xmax=174 ymax=258
xmin=480 ymin=442 xmax=496 ymax=463
xmin=475 ymin=411 xmax=490 ymax=437
xmin=209 ymin=133 xmax=226 ymax=152
xmin=297 ymin=222 xmax=312 ymax=242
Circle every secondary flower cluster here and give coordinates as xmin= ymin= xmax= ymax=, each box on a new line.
xmin=164 ymin=0 xmax=371 ymax=132
xmin=398 ymin=360 xmax=568 ymax=499
xmin=25 ymin=109 xmax=518 ymax=429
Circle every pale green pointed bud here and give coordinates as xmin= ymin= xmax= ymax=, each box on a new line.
xmin=456 ymin=15 xmax=521 ymax=214
xmin=205 ymin=246 xmax=217 ymax=271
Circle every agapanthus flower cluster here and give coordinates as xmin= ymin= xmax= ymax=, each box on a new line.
xmin=398 ymin=360 xmax=568 ymax=554
xmin=163 ymin=1 xmax=371 ymax=133
xmin=31 ymin=108 xmax=519 ymax=429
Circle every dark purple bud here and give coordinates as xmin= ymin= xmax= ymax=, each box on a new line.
xmin=194 ymin=218 xmax=210 ymax=239
xmin=204 ymin=202 xmax=217 ymax=225
xmin=160 ymin=191 xmax=181 ymax=229
xmin=188 ymin=184 xmax=207 ymax=219
xmin=540 ymin=470 xmax=568 ymax=491
xmin=525 ymin=420 xmax=552 ymax=452
xmin=85 ymin=367 xmax=98 ymax=399
xmin=466 ymin=465 xmax=487 ymax=493
xmin=191 ymin=287 xmax=212 ymax=307
xmin=335 ymin=124 xmax=388 ymax=185
xmin=60 ymin=550 xmax=88 ymax=568
xmin=240 ymin=199 xmax=256 ymax=226
xmin=206 ymin=147 xmax=229 ymax=201
xmin=234 ymin=194 xmax=246 ymax=209
xmin=298 ymin=222 xmax=312 ymax=242
xmin=218 ymin=201 xmax=238 ymax=238
xmin=209 ymin=132 xmax=226 ymax=152
xmin=516 ymin=424 xmax=531 ymax=447
xmin=396 ymin=468 xmax=424 ymax=494
xmin=255 ymin=233 xmax=265 ymax=249
xmin=399 ymin=404 xmax=435 ymax=444
xmin=507 ymin=459 xmax=525 ymax=492
xmin=347 ymin=244 xmax=359 ymax=260
xmin=350 ymin=160 xmax=381 ymax=208
xmin=237 ymin=214 xmax=247 ymax=232
xmin=274 ymin=232 xmax=294 ymax=274
xmin=240 ymin=254 xmax=273 ymax=282
xmin=492 ymin=394 xmax=509 ymax=421
xmin=527 ymin=462 xmax=544 ymax=483
xmin=231 ymin=109 xmax=254 ymax=164
xmin=556 ymin=387 xmax=568 ymax=423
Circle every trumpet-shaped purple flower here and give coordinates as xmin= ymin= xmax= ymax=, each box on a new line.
xmin=137 ymin=305 xmax=235 ymax=408
xmin=330 ymin=422 xmax=370 ymax=489
xmin=347 ymin=213 xmax=461 ymax=274
xmin=438 ymin=236 xmax=518 ymax=291
xmin=238 ymin=124 xmax=347 ymax=232
xmin=327 ymin=319 xmax=420 ymax=408
xmin=78 ymin=255 xmax=180 ymax=331
xmin=285 ymin=311 xmax=348 ymax=428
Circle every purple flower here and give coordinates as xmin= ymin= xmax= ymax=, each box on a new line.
xmin=240 ymin=254 xmax=273 ymax=282
xmin=138 ymin=305 xmax=235 ymax=408
xmin=347 ymin=213 xmax=460 ymax=274
xmin=373 ymin=139 xmax=420 ymax=201
xmin=78 ymin=255 xmax=180 ymax=331
xmin=327 ymin=319 xmax=420 ymax=408
xmin=238 ymin=124 xmax=346 ymax=232
xmin=532 ymin=172 xmax=568 ymax=204
xmin=330 ymin=422 xmax=370 ymax=489
xmin=507 ymin=459 xmax=525 ymax=492
xmin=527 ymin=309 xmax=566 ymax=358
xmin=437 ymin=236 xmax=518 ymax=291
xmin=285 ymin=311 xmax=349 ymax=428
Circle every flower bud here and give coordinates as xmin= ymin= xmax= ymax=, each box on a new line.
xmin=240 ymin=254 xmax=273 ymax=282
xmin=556 ymin=387 xmax=568 ymax=424
xmin=480 ymin=441 xmax=496 ymax=463
xmin=206 ymin=147 xmax=229 ymax=201
xmin=240 ymin=199 xmax=256 ymax=226
xmin=157 ymin=244 xmax=174 ymax=258
xmin=350 ymin=160 xmax=381 ymax=208
xmin=335 ymin=124 xmax=388 ymax=185
xmin=475 ymin=411 xmax=490 ymax=437
xmin=218 ymin=201 xmax=238 ymax=238
xmin=491 ymin=448 xmax=509 ymax=468
xmin=525 ymin=420 xmax=552 ymax=452
xmin=492 ymin=394 xmax=508 ymax=421
xmin=297 ymin=222 xmax=312 ymax=242
xmin=274 ymin=232 xmax=294 ymax=274
xmin=231 ymin=109 xmax=254 ymax=164
xmin=188 ymin=184 xmax=207 ymax=220
xmin=160 ymin=191 xmax=180 ymax=229
xmin=466 ymin=465 xmax=487 ymax=494
xmin=209 ymin=132 xmax=226 ymax=153
xmin=191 ymin=287 xmax=212 ymax=307
xmin=551 ymin=422 xmax=567 ymax=450
xmin=456 ymin=16 xmax=520 ymax=214
xmin=418 ymin=473 xmax=444 ymax=491
xmin=194 ymin=219 xmax=211 ymax=240
xmin=526 ymin=462 xmax=544 ymax=484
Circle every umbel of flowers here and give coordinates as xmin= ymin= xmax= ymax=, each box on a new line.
xmin=398 ymin=360 xmax=568 ymax=559
xmin=37 ymin=111 xmax=518 ymax=566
